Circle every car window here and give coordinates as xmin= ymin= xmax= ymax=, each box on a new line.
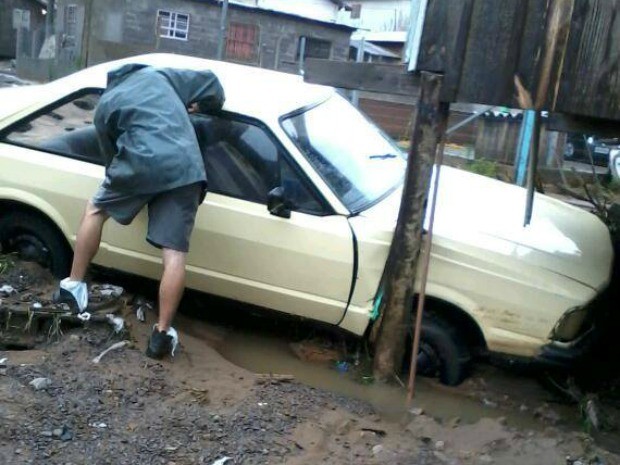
xmin=191 ymin=113 xmax=326 ymax=215
xmin=3 ymin=91 xmax=103 ymax=165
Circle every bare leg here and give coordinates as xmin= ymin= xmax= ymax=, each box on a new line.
xmin=70 ymin=201 xmax=109 ymax=281
xmin=157 ymin=248 xmax=187 ymax=332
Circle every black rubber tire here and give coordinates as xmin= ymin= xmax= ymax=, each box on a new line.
xmin=0 ymin=210 xmax=72 ymax=278
xmin=406 ymin=313 xmax=472 ymax=386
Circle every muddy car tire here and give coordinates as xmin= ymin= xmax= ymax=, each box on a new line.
xmin=0 ymin=211 xmax=72 ymax=278
xmin=406 ymin=314 xmax=471 ymax=386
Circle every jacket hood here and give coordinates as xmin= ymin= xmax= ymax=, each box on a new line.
xmin=106 ymin=63 xmax=149 ymax=90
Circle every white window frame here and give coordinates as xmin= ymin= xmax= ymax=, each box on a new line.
xmin=157 ymin=9 xmax=190 ymax=41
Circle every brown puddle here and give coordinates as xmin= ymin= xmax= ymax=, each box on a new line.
xmin=212 ymin=326 xmax=579 ymax=431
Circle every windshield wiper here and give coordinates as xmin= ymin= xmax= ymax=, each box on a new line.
xmin=369 ymin=153 xmax=397 ymax=160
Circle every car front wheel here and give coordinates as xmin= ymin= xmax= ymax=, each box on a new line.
xmin=405 ymin=313 xmax=471 ymax=386
xmin=0 ymin=210 xmax=72 ymax=278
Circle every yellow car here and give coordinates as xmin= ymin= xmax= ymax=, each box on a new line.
xmin=0 ymin=54 xmax=614 ymax=385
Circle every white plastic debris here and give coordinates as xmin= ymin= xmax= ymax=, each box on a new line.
xmin=136 ymin=306 xmax=146 ymax=322
xmin=97 ymin=284 xmax=124 ymax=298
xmin=0 ymin=357 xmax=7 ymax=376
xmin=92 ymin=340 xmax=130 ymax=364
xmin=106 ymin=314 xmax=125 ymax=333
xmin=134 ymin=298 xmax=152 ymax=323
xmin=585 ymin=398 xmax=600 ymax=430
xmin=32 ymin=302 xmax=42 ymax=309
xmin=89 ymin=422 xmax=108 ymax=429
xmin=29 ymin=377 xmax=52 ymax=390
xmin=211 ymin=458 xmax=231 ymax=465
xmin=0 ymin=284 xmax=16 ymax=295
xmin=77 ymin=311 xmax=91 ymax=322
xmin=168 ymin=326 xmax=179 ymax=357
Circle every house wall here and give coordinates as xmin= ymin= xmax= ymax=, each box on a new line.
xmin=0 ymin=0 xmax=46 ymax=58
xmin=338 ymin=0 xmax=412 ymax=32
xmin=78 ymin=0 xmax=351 ymax=72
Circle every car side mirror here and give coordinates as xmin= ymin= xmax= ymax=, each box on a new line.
xmin=267 ymin=187 xmax=292 ymax=219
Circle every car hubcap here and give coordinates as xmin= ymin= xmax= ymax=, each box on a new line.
xmin=7 ymin=233 xmax=51 ymax=268
xmin=417 ymin=341 xmax=441 ymax=376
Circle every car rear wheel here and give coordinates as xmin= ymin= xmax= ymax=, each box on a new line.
xmin=0 ymin=211 xmax=72 ymax=278
xmin=404 ymin=313 xmax=471 ymax=386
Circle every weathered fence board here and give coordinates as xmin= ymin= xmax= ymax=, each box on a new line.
xmin=556 ymin=0 xmax=620 ymax=120
xmin=416 ymin=0 xmax=620 ymax=122
xmin=304 ymin=60 xmax=420 ymax=96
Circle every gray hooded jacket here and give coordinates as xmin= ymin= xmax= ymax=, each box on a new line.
xmin=94 ymin=64 xmax=225 ymax=195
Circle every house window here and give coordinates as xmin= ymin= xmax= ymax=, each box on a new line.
xmin=157 ymin=10 xmax=190 ymax=41
xmin=297 ymin=37 xmax=332 ymax=60
xmin=226 ymin=23 xmax=259 ymax=63
xmin=63 ymin=4 xmax=78 ymax=46
xmin=350 ymin=3 xmax=362 ymax=19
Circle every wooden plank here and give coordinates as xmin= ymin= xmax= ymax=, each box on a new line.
xmin=514 ymin=0 xmax=551 ymax=102
xmin=457 ymin=0 xmax=529 ymax=105
xmin=416 ymin=0 xmax=475 ymax=101
xmin=547 ymin=112 xmax=620 ymax=137
xmin=556 ymin=0 xmax=620 ymax=120
xmin=534 ymin=0 xmax=575 ymax=109
xmin=303 ymin=59 xmax=420 ymax=96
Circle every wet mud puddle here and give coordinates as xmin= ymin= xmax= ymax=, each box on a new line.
xmin=206 ymin=325 xmax=576 ymax=431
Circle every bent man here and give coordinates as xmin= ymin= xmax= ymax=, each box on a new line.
xmin=54 ymin=63 xmax=225 ymax=359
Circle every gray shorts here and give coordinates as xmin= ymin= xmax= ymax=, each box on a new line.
xmin=92 ymin=183 xmax=203 ymax=253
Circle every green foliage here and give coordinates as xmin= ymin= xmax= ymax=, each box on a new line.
xmin=0 ymin=255 xmax=14 ymax=275
xmin=463 ymin=158 xmax=499 ymax=178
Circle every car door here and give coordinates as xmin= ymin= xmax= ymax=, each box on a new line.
xmin=0 ymin=94 xmax=355 ymax=325
xmin=188 ymin=113 xmax=355 ymax=324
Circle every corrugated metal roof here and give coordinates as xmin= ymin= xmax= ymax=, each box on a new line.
xmin=350 ymin=40 xmax=400 ymax=58
xmin=193 ymin=0 xmax=356 ymax=30
xmin=351 ymin=31 xmax=408 ymax=43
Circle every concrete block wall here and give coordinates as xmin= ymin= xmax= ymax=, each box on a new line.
xmin=83 ymin=0 xmax=351 ymax=73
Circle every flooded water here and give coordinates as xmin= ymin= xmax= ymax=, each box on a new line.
xmin=98 ymin=277 xmax=582 ymax=433
xmin=212 ymin=325 xmax=573 ymax=430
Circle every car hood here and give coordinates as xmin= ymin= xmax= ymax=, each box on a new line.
xmin=359 ymin=166 xmax=613 ymax=291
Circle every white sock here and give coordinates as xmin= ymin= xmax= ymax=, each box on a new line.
xmin=60 ymin=278 xmax=88 ymax=312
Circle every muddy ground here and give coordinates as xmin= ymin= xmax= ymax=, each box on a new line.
xmin=0 ymin=260 xmax=619 ymax=465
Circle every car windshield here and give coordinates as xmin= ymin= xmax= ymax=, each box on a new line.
xmin=281 ymin=95 xmax=405 ymax=212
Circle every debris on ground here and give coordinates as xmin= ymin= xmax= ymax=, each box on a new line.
xmin=92 ymin=340 xmax=131 ymax=364
xmin=28 ymin=377 xmax=51 ymax=390
xmin=0 ymin=259 xmax=619 ymax=464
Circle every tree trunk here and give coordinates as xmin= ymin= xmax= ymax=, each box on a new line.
xmin=372 ymin=72 xmax=448 ymax=381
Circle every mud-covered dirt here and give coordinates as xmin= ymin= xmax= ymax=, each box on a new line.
xmin=1 ymin=260 xmax=619 ymax=465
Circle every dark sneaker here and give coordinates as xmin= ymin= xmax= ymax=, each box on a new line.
xmin=52 ymin=287 xmax=81 ymax=313
xmin=146 ymin=327 xmax=173 ymax=359
xmin=52 ymin=278 xmax=88 ymax=313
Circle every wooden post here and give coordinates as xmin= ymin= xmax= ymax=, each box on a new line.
xmin=216 ymin=0 xmax=229 ymax=60
xmin=372 ymin=72 xmax=447 ymax=381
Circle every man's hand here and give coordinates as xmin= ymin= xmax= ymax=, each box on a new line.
xmin=188 ymin=103 xmax=199 ymax=114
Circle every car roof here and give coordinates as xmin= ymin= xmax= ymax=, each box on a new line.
xmin=52 ymin=53 xmax=334 ymax=121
